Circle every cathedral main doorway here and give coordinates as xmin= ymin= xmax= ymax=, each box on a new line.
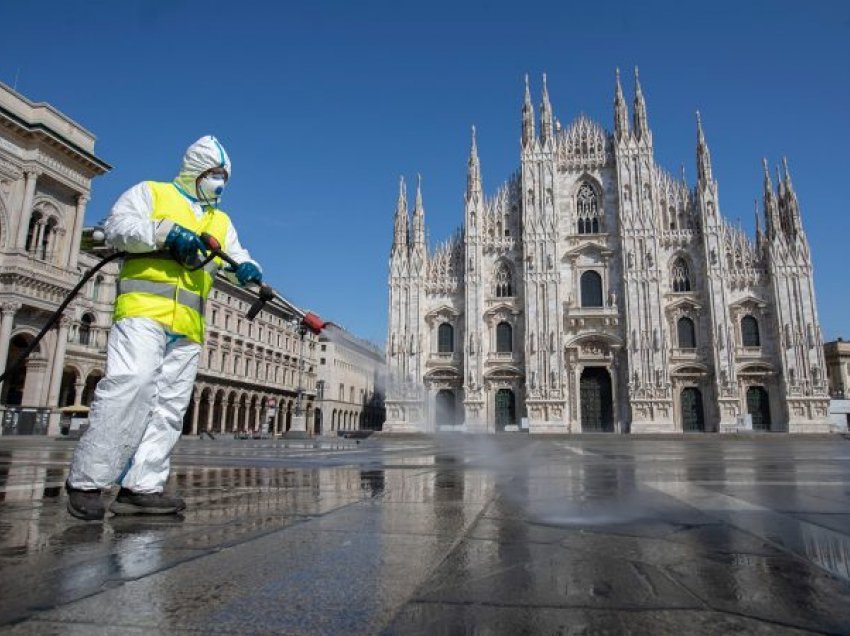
xmin=435 ymin=389 xmax=457 ymax=427
xmin=747 ymin=386 xmax=771 ymax=431
xmin=580 ymin=367 xmax=613 ymax=432
xmin=495 ymin=389 xmax=516 ymax=431
xmin=680 ymin=387 xmax=705 ymax=432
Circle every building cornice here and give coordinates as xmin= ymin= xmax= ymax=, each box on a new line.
xmin=0 ymin=104 xmax=111 ymax=175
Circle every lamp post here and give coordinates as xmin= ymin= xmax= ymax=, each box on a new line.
xmin=285 ymin=324 xmax=310 ymax=438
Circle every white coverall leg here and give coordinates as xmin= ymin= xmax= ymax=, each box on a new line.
xmin=67 ymin=317 xmax=200 ymax=493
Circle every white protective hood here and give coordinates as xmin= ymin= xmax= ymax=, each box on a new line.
xmin=173 ymin=135 xmax=232 ymax=200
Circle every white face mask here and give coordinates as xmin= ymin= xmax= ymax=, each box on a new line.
xmin=197 ymin=174 xmax=227 ymax=202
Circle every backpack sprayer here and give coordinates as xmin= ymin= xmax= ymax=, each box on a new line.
xmin=0 ymin=231 xmax=327 ymax=387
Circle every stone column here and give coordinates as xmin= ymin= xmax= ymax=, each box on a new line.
xmin=0 ymin=302 xmax=21 ymax=393
xmin=46 ymin=316 xmax=72 ymax=406
xmin=32 ymin=221 xmax=45 ymax=257
xmin=73 ymin=378 xmax=85 ymax=405
xmin=16 ymin=170 xmax=39 ymax=249
xmin=254 ymin=401 xmax=262 ymax=432
xmin=191 ymin=393 xmax=200 ymax=435
xmin=286 ymin=329 xmax=309 ymax=437
xmin=47 ymin=226 xmax=67 ymax=267
xmin=67 ymin=194 xmax=89 ymax=268
xmin=228 ymin=402 xmax=236 ymax=432
xmin=21 ymin=357 xmax=48 ymax=406
xmin=203 ymin=396 xmax=212 ymax=432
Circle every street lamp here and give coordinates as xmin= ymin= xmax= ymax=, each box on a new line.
xmin=284 ymin=324 xmax=311 ymax=438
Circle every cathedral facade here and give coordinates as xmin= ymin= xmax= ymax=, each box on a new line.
xmin=385 ymin=70 xmax=830 ymax=434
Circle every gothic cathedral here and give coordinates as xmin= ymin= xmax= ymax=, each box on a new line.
xmin=385 ymin=70 xmax=829 ymax=434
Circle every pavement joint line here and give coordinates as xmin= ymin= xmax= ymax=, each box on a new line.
xmin=405 ymin=599 xmax=710 ymax=612
xmin=647 ymin=481 xmax=850 ymax=583
xmin=707 ymin=608 xmax=840 ymax=636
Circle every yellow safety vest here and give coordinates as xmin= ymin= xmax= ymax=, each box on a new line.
xmin=113 ymin=181 xmax=231 ymax=343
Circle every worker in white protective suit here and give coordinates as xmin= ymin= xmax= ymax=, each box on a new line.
xmin=66 ymin=135 xmax=262 ymax=520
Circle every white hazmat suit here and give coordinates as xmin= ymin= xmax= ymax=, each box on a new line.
xmin=68 ymin=136 xmax=257 ymax=494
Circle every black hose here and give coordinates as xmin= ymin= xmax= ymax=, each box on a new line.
xmin=0 ymin=251 xmax=126 ymax=386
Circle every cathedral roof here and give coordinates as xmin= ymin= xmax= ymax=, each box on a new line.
xmin=555 ymin=115 xmax=611 ymax=169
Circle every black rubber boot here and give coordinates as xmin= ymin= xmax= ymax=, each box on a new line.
xmin=66 ymin=483 xmax=106 ymax=521
xmin=109 ymin=488 xmax=186 ymax=515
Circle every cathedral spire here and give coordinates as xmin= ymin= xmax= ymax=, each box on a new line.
xmin=782 ymin=156 xmax=795 ymax=194
xmin=540 ymin=72 xmax=553 ymax=145
xmin=782 ymin=156 xmax=802 ymax=231
xmin=696 ymin=111 xmax=713 ymax=184
xmin=466 ymin=125 xmax=482 ymax=203
xmin=392 ymin=176 xmax=409 ymax=254
xmin=632 ymin=66 xmax=650 ymax=141
xmin=754 ymin=198 xmax=763 ymax=244
xmin=614 ymin=67 xmax=629 ymax=140
xmin=412 ymin=173 xmax=425 ymax=249
xmin=522 ymin=73 xmax=535 ymax=148
xmin=763 ymin=158 xmax=773 ymax=199
xmin=762 ymin=158 xmax=780 ymax=240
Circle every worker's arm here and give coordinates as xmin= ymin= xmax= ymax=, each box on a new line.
xmin=104 ymin=182 xmax=174 ymax=253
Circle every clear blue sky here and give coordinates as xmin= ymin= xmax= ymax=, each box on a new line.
xmin=1 ymin=0 xmax=848 ymax=344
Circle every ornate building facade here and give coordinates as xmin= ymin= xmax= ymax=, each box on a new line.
xmin=386 ymin=70 xmax=830 ymax=434
xmin=0 ymin=81 xmax=111 ymax=432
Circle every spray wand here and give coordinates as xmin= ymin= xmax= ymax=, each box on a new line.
xmin=198 ymin=233 xmax=327 ymax=335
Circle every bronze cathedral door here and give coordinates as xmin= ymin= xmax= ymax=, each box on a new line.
xmin=580 ymin=367 xmax=613 ymax=432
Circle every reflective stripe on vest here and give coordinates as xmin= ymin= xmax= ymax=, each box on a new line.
xmin=116 ymin=279 xmax=205 ymax=316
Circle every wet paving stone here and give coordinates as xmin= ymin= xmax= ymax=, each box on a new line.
xmin=0 ymin=435 xmax=849 ymax=633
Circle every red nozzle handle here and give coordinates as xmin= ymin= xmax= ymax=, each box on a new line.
xmin=200 ymin=232 xmax=241 ymax=269
xmin=301 ymin=312 xmax=326 ymax=335
xmin=200 ymin=232 xmax=222 ymax=252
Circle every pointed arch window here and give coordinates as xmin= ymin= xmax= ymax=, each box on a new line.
xmin=438 ymin=323 xmax=454 ymax=353
xmin=495 ymin=263 xmax=513 ymax=297
xmin=677 ymin=317 xmax=696 ymax=349
xmin=496 ymin=322 xmax=513 ymax=353
xmin=671 ymin=258 xmax=691 ymax=293
xmin=741 ymin=316 xmax=760 ymax=347
xmin=580 ymin=270 xmax=603 ymax=307
xmin=576 ymin=182 xmax=600 ymax=234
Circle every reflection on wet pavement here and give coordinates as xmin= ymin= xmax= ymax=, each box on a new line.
xmin=1 ymin=435 xmax=849 ymax=634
